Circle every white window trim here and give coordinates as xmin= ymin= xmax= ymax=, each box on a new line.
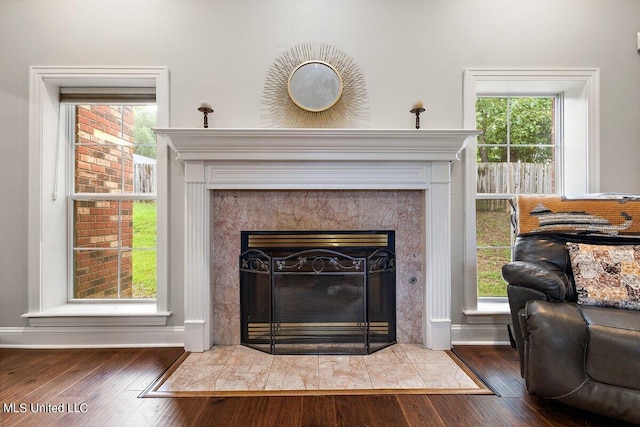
xmin=24 ymin=66 xmax=171 ymax=326
xmin=461 ymin=68 xmax=600 ymax=319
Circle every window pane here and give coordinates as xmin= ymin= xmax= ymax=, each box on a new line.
xmin=72 ymin=200 xmax=132 ymax=299
xmin=133 ymin=147 xmax=157 ymax=194
xmin=120 ymin=250 xmax=133 ymax=298
xmin=77 ymin=105 xmax=133 ymax=146
xmin=132 ymin=249 xmax=157 ymax=298
xmin=476 ymin=144 xmax=507 ymax=163
xmin=74 ymin=200 xmax=122 ymax=248
xmin=476 ymin=97 xmax=507 ymax=147
xmin=476 ymin=248 xmax=510 ymax=297
xmin=131 ymin=201 xmax=157 ymax=298
xmin=476 ymin=199 xmax=512 ymax=297
xmin=75 ymin=143 xmax=129 ymax=193
xmin=509 ymin=98 xmax=554 ymax=145
xmin=131 ymin=105 xmax=157 ymax=194
xmin=476 ymin=199 xmax=512 ymax=247
xmin=73 ymin=249 xmax=119 ymax=298
xmin=73 ymin=201 xmax=156 ymax=299
xmin=509 ymin=147 xmax=555 ymax=194
xmin=132 ymin=201 xmax=157 ymax=248
xmin=477 ymin=146 xmax=508 ymax=193
xmin=75 ymin=105 xmax=157 ymax=195
xmin=75 ymin=105 xmax=133 ymax=194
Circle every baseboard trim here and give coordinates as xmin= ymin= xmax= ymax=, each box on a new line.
xmin=0 ymin=324 xmax=509 ymax=349
xmin=0 ymin=326 xmax=184 ymax=348
xmin=451 ymin=323 xmax=511 ymax=346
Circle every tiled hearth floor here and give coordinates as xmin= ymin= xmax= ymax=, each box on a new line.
xmin=147 ymin=344 xmax=490 ymax=396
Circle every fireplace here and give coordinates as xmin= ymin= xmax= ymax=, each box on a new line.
xmin=240 ymin=231 xmax=396 ymax=354
xmin=153 ymin=128 xmax=480 ymax=352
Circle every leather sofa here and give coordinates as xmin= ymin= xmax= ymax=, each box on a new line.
xmin=502 ymin=197 xmax=640 ymax=424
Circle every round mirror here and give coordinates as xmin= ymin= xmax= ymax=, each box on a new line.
xmin=288 ymin=61 xmax=343 ymax=112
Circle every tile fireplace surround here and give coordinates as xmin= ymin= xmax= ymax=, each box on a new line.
xmin=154 ymin=128 xmax=480 ymax=352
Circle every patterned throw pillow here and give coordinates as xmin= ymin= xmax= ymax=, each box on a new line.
xmin=567 ymin=243 xmax=640 ymax=311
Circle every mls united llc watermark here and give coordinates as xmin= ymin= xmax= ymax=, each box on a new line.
xmin=3 ymin=402 xmax=88 ymax=414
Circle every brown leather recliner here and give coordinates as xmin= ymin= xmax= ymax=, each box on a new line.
xmin=503 ymin=232 xmax=640 ymax=425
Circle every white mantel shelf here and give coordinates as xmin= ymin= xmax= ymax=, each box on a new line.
xmin=155 ymin=128 xmax=479 ymax=162
xmin=155 ymin=128 xmax=480 ymax=352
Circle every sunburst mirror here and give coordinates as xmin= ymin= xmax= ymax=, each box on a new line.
xmin=263 ymin=42 xmax=368 ymax=127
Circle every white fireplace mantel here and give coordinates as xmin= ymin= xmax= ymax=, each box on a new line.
xmin=154 ymin=128 xmax=480 ymax=352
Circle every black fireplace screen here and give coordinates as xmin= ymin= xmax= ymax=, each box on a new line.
xmin=240 ymin=231 xmax=396 ymax=355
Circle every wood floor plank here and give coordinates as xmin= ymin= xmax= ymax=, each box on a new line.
xmin=396 ymin=394 xmax=446 ymax=427
xmin=119 ymin=347 xmax=184 ymax=392
xmin=2 ymin=406 xmax=85 ymax=427
xmin=301 ymin=395 xmax=337 ymax=427
xmin=426 ymin=394 xmax=552 ymax=427
xmin=2 ymin=349 xmax=119 ymax=403
xmin=58 ymin=348 xmax=158 ymax=398
xmin=57 ymin=349 xmax=183 ymax=425
xmin=194 ymin=396 xmax=304 ymax=427
xmin=334 ymin=395 xmax=410 ymax=427
xmin=1 ymin=390 xmax=144 ymax=427
xmin=68 ymin=390 xmax=147 ymax=427
xmin=0 ymin=348 xmax=184 ymax=427
xmin=0 ymin=349 xmax=97 ymax=396
xmin=124 ymin=396 xmax=208 ymax=427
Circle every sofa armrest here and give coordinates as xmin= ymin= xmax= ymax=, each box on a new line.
xmin=502 ymin=261 xmax=568 ymax=301
xmin=507 ymin=285 xmax=549 ymax=376
xmin=522 ymin=301 xmax=589 ymax=398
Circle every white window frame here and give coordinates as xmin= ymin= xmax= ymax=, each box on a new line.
xmin=25 ymin=66 xmax=171 ymax=326
xmin=461 ymin=68 xmax=600 ymax=317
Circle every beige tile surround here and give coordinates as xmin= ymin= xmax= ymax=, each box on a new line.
xmin=157 ymin=344 xmax=483 ymax=394
xmin=211 ymin=190 xmax=424 ymax=346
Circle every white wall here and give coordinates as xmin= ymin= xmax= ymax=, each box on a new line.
xmin=1 ymin=0 xmax=639 ymax=336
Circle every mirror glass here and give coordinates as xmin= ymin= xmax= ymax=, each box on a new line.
xmin=288 ymin=61 xmax=343 ymax=112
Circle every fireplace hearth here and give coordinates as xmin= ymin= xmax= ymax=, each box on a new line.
xmin=240 ymin=231 xmax=396 ymax=355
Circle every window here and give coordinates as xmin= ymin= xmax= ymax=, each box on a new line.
xmin=69 ymin=104 xmax=157 ymax=299
xmin=26 ymin=67 xmax=170 ymax=325
xmin=475 ymin=96 xmax=558 ymax=297
xmin=462 ymin=69 xmax=600 ymax=314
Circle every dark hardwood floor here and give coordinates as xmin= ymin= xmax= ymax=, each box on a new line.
xmin=0 ymin=345 xmax=633 ymax=427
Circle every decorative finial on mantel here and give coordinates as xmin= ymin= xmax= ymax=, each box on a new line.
xmin=410 ymin=101 xmax=425 ymax=129
xmin=197 ymin=101 xmax=214 ymax=128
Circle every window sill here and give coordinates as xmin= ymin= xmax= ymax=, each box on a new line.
xmin=22 ymin=303 xmax=172 ymax=327
xmin=463 ymin=299 xmax=511 ymax=324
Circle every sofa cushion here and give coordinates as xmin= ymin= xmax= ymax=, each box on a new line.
xmin=567 ymin=243 xmax=640 ymax=311
xmin=580 ymin=306 xmax=640 ymax=391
